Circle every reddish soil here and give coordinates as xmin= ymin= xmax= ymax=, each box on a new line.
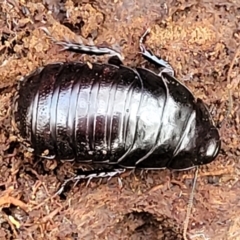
xmin=0 ymin=1 xmax=239 ymax=239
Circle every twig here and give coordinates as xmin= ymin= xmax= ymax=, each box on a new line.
xmin=0 ymin=187 xmax=28 ymax=211
xmin=2 ymin=211 xmax=19 ymax=238
xmin=221 ymin=45 xmax=240 ymax=127
xmin=41 ymin=207 xmax=63 ymax=223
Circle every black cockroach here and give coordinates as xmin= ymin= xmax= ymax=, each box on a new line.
xmin=12 ymin=29 xmax=221 ymax=178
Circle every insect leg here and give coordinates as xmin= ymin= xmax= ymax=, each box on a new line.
xmin=39 ymin=154 xmax=56 ymax=160
xmin=56 ymin=168 xmax=126 ymax=194
xmin=108 ymin=55 xmax=124 ymax=66
xmin=56 ymin=40 xmax=124 ymax=61
xmin=41 ymin=27 xmax=124 ymax=62
xmin=139 ymin=28 xmax=175 ymax=76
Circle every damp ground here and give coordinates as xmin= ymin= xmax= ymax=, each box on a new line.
xmin=0 ymin=1 xmax=239 ymax=239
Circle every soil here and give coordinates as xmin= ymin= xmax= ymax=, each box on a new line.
xmin=0 ymin=0 xmax=240 ymax=240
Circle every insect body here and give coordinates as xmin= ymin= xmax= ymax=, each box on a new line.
xmin=13 ymin=31 xmax=221 ymax=171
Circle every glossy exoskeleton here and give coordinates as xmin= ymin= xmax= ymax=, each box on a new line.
xmin=13 ymin=30 xmax=221 ymax=172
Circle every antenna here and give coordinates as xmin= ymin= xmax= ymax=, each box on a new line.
xmin=183 ymin=167 xmax=199 ymax=240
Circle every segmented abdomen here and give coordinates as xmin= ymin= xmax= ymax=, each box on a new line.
xmin=14 ymin=62 xmax=211 ymax=169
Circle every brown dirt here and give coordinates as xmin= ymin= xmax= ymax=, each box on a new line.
xmin=0 ymin=0 xmax=240 ymax=239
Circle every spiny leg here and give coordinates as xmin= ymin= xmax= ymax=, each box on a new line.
xmin=41 ymin=27 xmax=124 ymax=63
xmin=55 ymin=40 xmax=124 ymax=61
xmin=139 ymin=28 xmax=175 ymax=76
xmin=56 ymin=168 xmax=126 ymax=195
